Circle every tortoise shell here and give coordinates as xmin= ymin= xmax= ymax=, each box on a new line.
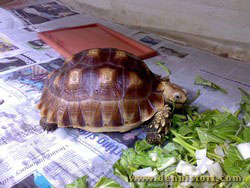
xmin=37 ymin=48 xmax=165 ymax=132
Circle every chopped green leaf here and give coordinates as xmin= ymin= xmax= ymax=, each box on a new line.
xmin=211 ymin=114 xmax=240 ymax=140
xmin=113 ymin=159 xmax=130 ymax=183
xmin=163 ymin=142 xmax=184 ymax=153
xmin=157 ymin=157 xmax=176 ymax=171
xmin=142 ymin=182 xmax=167 ymax=188
xmin=94 ymin=177 xmax=122 ymax=188
xmin=223 ymin=158 xmax=242 ymax=176
xmin=133 ymin=152 xmax=157 ymax=167
xmin=227 ymin=135 xmax=245 ymax=144
xmin=196 ymin=127 xmax=224 ymax=144
xmin=239 ymin=88 xmax=250 ymax=104
xmin=187 ymin=89 xmax=201 ymax=104
xmin=65 ymin=175 xmax=88 ymax=188
xmin=243 ymin=128 xmax=250 ymax=142
xmin=239 ymin=88 xmax=250 ymax=124
xmin=156 ymin=61 xmax=171 ymax=75
xmin=134 ymin=140 xmax=152 ymax=153
xmin=227 ymin=146 xmax=243 ymax=162
xmin=195 ymin=76 xmax=228 ymax=94
xmin=178 ymin=125 xmax=193 ymax=136
xmin=223 ymin=146 xmax=245 ymax=176
xmin=117 ymin=148 xmax=139 ymax=177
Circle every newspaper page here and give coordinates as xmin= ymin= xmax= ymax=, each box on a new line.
xmin=0 ymin=54 xmax=36 ymax=75
xmin=27 ymin=13 xmax=138 ymax=36
xmin=0 ymin=33 xmax=27 ymax=59
xmin=26 ymin=13 xmax=100 ymax=32
xmin=2 ymin=29 xmax=61 ymax=63
xmin=19 ymin=8 xmax=138 ymax=36
xmin=0 ymin=0 xmax=46 ymax=10
xmin=10 ymin=1 xmax=79 ymax=26
xmin=0 ymin=8 xmax=24 ymax=30
xmin=2 ymin=0 xmax=138 ymax=35
xmin=130 ymin=32 xmax=165 ymax=49
xmin=0 ymin=28 xmax=62 ymax=75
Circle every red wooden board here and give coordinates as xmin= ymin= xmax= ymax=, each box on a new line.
xmin=38 ymin=23 xmax=157 ymax=59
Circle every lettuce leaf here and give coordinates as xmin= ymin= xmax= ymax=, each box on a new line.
xmin=196 ymin=127 xmax=224 ymax=144
xmin=239 ymin=88 xmax=250 ymax=124
xmin=94 ymin=177 xmax=122 ymax=188
xmin=195 ymin=76 xmax=228 ymax=94
xmin=223 ymin=146 xmax=245 ymax=176
xmin=156 ymin=61 xmax=171 ymax=76
xmin=134 ymin=140 xmax=152 ymax=153
xmin=65 ymin=176 xmax=88 ymax=188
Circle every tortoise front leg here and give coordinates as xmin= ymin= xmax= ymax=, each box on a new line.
xmin=146 ymin=104 xmax=172 ymax=145
xmin=40 ymin=117 xmax=58 ymax=132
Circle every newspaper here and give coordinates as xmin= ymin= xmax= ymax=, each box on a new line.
xmin=0 ymin=0 xmax=48 ymax=10
xmin=0 ymin=33 xmax=27 ymax=59
xmin=27 ymin=13 xmax=100 ymax=32
xmin=130 ymin=32 xmax=165 ymax=49
xmin=0 ymin=8 xmax=24 ymax=30
xmin=26 ymin=13 xmax=138 ymax=36
xmin=0 ymin=0 xmax=250 ymax=188
xmin=0 ymin=26 xmax=61 ymax=75
xmin=10 ymin=1 xmax=79 ymax=26
xmin=1 ymin=28 xmax=60 ymax=63
xmin=2 ymin=0 xmax=138 ymax=35
xmin=0 ymin=54 xmax=35 ymax=75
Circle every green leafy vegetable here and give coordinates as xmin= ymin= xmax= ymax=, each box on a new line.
xmin=211 ymin=113 xmax=241 ymax=140
xmin=178 ymin=125 xmax=193 ymax=136
xmin=239 ymin=88 xmax=250 ymax=124
xmin=134 ymin=140 xmax=152 ymax=153
xmin=156 ymin=61 xmax=171 ymax=76
xmin=94 ymin=177 xmax=122 ymax=188
xmin=113 ymin=159 xmax=130 ymax=183
xmin=195 ymin=76 xmax=228 ymax=94
xmin=187 ymin=89 xmax=201 ymax=105
xmin=196 ymin=127 xmax=225 ymax=144
xmin=133 ymin=152 xmax=157 ymax=167
xmin=111 ymin=87 xmax=250 ymax=187
xmin=65 ymin=175 xmax=88 ymax=188
xmin=223 ymin=146 xmax=245 ymax=176
xmin=243 ymin=128 xmax=250 ymax=142
xmin=163 ymin=142 xmax=184 ymax=153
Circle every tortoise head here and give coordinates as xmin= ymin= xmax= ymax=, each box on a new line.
xmin=160 ymin=77 xmax=187 ymax=107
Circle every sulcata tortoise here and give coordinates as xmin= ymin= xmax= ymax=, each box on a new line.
xmin=36 ymin=48 xmax=187 ymax=144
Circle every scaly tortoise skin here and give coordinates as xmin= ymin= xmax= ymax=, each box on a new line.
xmin=37 ymin=48 xmax=187 ymax=144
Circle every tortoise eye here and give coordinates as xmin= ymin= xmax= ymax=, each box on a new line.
xmin=174 ymin=93 xmax=181 ymax=100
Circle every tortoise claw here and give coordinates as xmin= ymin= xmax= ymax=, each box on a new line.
xmin=146 ymin=105 xmax=172 ymax=145
xmin=40 ymin=117 xmax=58 ymax=132
xmin=161 ymin=119 xmax=166 ymax=127
xmin=146 ymin=132 xmax=163 ymax=145
xmin=157 ymin=126 xmax=163 ymax=133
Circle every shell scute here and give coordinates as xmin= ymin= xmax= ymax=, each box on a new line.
xmin=101 ymin=101 xmax=123 ymax=127
xmin=80 ymin=100 xmax=103 ymax=127
xmin=91 ymin=66 xmax=123 ymax=101
xmin=120 ymin=99 xmax=141 ymax=124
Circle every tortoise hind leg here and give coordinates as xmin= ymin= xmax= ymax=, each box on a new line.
xmin=146 ymin=105 xmax=172 ymax=145
xmin=40 ymin=117 xmax=58 ymax=132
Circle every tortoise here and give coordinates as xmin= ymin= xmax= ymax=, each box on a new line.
xmin=36 ymin=48 xmax=187 ymax=144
